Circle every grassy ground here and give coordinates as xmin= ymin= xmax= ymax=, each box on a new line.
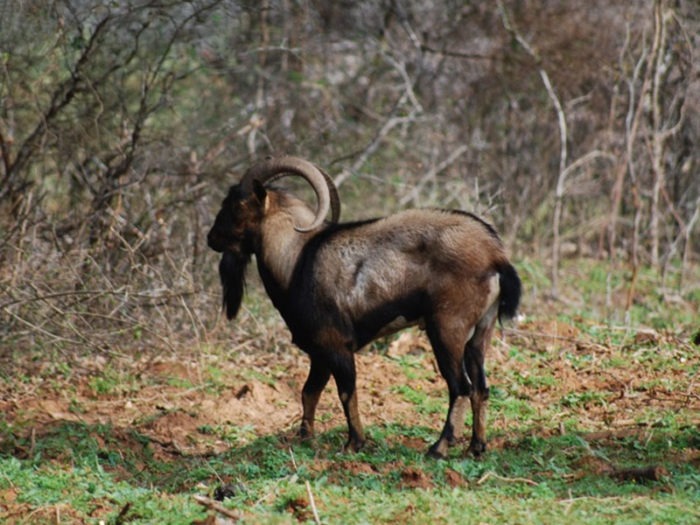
xmin=1 ymin=258 xmax=699 ymax=524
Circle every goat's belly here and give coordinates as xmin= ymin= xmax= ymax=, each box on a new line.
xmin=375 ymin=315 xmax=419 ymax=338
xmin=375 ymin=316 xmax=410 ymax=337
xmin=355 ymin=313 xmax=423 ymax=348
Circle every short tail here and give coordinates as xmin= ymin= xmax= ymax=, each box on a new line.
xmin=497 ymin=262 xmax=521 ymax=323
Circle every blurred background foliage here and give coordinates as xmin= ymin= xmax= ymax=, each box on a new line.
xmin=0 ymin=0 xmax=698 ymax=358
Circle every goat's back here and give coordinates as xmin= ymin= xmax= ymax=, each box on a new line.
xmin=318 ymin=208 xmax=506 ymax=270
xmin=307 ymin=209 xmax=508 ymax=317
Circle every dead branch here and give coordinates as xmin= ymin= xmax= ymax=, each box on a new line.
xmin=193 ymin=495 xmax=242 ymax=521
xmin=649 ymin=0 xmax=669 ymax=269
xmin=399 ymin=145 xmax=468 ymax=207
xmin=497 ymin=0 xmax=568 ymax=298
xmin=305 ymin=481 xmax=321 ymax=525
xmin=1 ymin=14 xmax=113 ymax=201
xmin=334 ymin=100 xmax=425 ymax=187
xmin=420 ymin=43 xmax=498 ymax=61
xmin=476 ymin=471 xmax=539 ymax=486
xmin=503 ymin=327 xmax=609 ymax=353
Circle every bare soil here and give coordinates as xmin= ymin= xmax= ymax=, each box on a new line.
xmin=2 ymin=320 xmax=698 ymax=464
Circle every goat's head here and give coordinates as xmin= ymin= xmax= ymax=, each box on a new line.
xmin=207 ymin=155 xmax=340 ymax=318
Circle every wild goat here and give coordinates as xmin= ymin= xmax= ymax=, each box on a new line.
xmin=207 ymin=156 xmax=521 ymax=458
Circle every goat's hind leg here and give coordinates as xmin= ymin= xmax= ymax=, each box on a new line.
xmin=425 ymin=319 xmax=473 ymax=459
xmin=463 ymin=312 xmax=497 ymax=457
xmin=329 ymin=349 xmax=365 ymax=452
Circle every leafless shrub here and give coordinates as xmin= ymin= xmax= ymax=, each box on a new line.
xmin=1 ymin=0 xmax=698 ymax=361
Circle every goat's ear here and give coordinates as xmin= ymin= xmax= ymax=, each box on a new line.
xmin=252 ymin=179 xmax=267 ymax=203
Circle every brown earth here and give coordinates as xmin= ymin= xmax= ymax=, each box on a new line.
xmin=1 ymin=316 xmax=699 ymax=525
xmin=2 ymin=321 xmax=698 ymax=464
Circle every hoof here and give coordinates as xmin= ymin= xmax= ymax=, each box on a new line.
xmin=343 ymin=438 xmax=365 ymax=453
xmin=299 ymin=423 xmax=315 ymax=442
xmin=426 ymin=441 xmax=449 ymax=460
xmin=469 ymin=438 xmax=487 ymax=458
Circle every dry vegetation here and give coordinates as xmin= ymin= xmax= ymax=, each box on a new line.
xmin=1 ymin=0 xmax=698 ymax=359
xmin=1 ymin=1 xmax=699 ymax=523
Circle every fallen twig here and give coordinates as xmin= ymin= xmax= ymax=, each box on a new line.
xmin=476 ymin=471 xmax=539 ymax=486
xmin=305 ymin=481 xmax=321 ymax=525
xmin=290 ymin=447 xmax=321 ymax=524
xmin=193 ymin=495 xmax=241 ymax=521
xmin=503 ymin=327 xmax=608 ymax=352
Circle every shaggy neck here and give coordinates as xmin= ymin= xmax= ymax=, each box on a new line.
xmin=257 ymin=197 xmax=314 ymax=290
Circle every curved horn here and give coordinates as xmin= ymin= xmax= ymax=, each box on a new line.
xmin=316 ymin=164 xmax=341 ymax=224
xmin=241 ymin=156 xmax=340 ymax=232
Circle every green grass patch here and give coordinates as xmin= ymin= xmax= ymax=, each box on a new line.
xmin=2 ymin=258 xmax=698 ymax=523
xmin=391 ymin=385 xmax=443 ymax=415
xmin=2 ymin=421 xmax=698 ymax=524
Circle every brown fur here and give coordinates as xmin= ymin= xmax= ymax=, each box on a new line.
xmin=313 ymin=209 xmax=507 ymax=330
xmin=209 ymin=163 xmax=521 ymax=458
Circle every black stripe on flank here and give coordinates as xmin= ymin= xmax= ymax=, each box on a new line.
xmin=354 ymin=290 xmax=426 ymax=348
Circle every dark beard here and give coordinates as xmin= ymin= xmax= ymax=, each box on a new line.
xmin=219 ymin=251 xmax=251 ymax=320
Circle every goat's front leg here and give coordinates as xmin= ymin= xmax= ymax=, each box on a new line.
xmin=300 ymin=357 xmax=331 ymax=441
xmin=330 ymin=349 xmax=365 ymax=452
